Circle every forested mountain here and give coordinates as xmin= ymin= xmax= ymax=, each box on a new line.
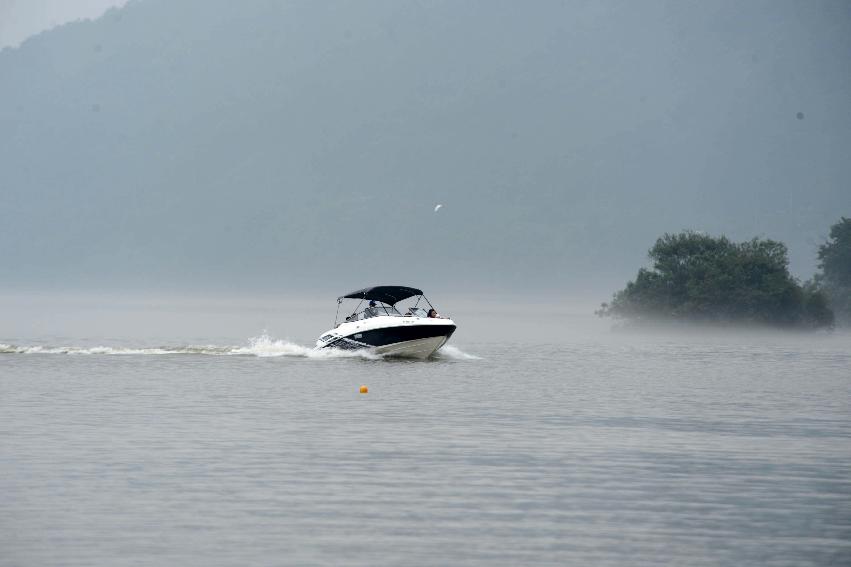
xmin=2 ymin=0 xmax=849 ymax=293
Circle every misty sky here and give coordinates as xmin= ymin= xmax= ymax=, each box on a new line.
xmin=2 ymin=0 xmax=850 ymax=296
xmin=0 ymin=0 xmax=127 ymax=49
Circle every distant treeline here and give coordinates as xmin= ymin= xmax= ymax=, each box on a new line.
xmin=598 ymin=218 xmax=851 ymax=329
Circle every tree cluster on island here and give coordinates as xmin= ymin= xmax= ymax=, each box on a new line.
xmin=598 ymin=218 xmax=851 ymax=330
xmin=814 ymin=217 xmax=851 ymax=326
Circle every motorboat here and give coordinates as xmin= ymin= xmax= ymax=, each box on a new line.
xmin=315 ymin=285 xmax=456 ymax=358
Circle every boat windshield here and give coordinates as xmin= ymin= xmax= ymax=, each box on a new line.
xmin=365 ymin=305 xmax=401 ymax=318
xmin=335 ymin=289 xmax=440 ymax=327
xmin=347 ymin=304 xmax=403 ymax=321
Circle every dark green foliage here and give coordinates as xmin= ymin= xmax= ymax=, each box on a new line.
xmin=801 ymin=282 xmax=835 ymax=329
xmin=598 ymin=231 xmax=833 ymax=329
xmin=815 ymin=217 xmax=851 ymax=325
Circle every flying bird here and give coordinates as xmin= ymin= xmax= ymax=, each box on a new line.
xmin=434 ymin=204 xmax=443 ymax=212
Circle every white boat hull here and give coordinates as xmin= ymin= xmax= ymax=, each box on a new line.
xmin=316 ymin=315 xmax=456 ymax=359
xmin=372 ymin=335 xmax=450 ymax=359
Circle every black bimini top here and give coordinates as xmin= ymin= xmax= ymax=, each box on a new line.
xmin=341 ymin=285 xmax=423 ymax=305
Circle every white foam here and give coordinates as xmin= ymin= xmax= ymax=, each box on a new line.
xmin=0 ymin=343 xmax=225 ymax=355
xmin=436 ymin=345 xmax=482 ymax=360
xmin=0 ymin=335 xmax=381 ymax=360
xmin=0 ymin=335 xmax=477 ymax=361
xmin=229 ymin=334 xmax=381 ymax=359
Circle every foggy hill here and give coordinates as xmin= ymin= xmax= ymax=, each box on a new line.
xmin=2 ymin=0 xmax=850 ymax=294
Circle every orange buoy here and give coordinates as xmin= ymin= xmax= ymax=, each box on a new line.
xmin=359 ymin=385 xmax=368 ymax=394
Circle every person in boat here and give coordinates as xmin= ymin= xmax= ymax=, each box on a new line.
xmin=427 ymin=308 xmax=440 ymax=318
xmin=364 ymin=300 xmax=379 ymax=318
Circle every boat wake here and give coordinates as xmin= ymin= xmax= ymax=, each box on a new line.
xmin=435 ymin=345 xmax=482 ymax=360
xmin=231 ymin=334 xmax=382 ymax=359
xmin=0 ymin=334 xmax=479 ymax=361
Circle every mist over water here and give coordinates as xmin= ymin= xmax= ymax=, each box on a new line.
xmin=0 ymin=290 xmax=607 ymax=345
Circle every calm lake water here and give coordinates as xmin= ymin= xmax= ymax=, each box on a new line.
xmin=1 ymin=297 xmax=850 ymax=566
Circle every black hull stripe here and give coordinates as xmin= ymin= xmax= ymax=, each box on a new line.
xmin=326 ymin=324 xmax=455 ymax=349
